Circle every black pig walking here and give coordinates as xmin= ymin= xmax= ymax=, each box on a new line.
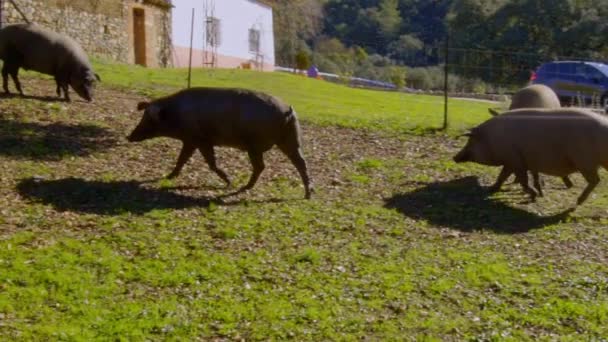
xmin=128 ymin=87 xmax=313 ymax=199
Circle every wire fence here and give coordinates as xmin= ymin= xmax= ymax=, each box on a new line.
xmin=445 ymin=46 xmax=608 ymax=126
xmin=280 ymin=43 xmax=608 ymax=131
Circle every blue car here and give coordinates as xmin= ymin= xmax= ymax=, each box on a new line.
xmin=531 ymin=60 xmax=608 ymax=106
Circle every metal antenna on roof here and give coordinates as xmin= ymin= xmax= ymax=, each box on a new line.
xmin=203 ymin=0 xmax=218 ymax=69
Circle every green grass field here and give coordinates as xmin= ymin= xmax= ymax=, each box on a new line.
xmin=93 ymin=59 xmax=494 ymax=134
xmin=0 ymin=64 xmax=607 ymax=340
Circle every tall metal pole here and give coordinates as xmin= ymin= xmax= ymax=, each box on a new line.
xmin=187 ymin=8 xmax=195 ymax=88
xmin=443 ymin=33 xmax=449 ymax=130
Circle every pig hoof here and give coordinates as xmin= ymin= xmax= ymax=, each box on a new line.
xmin=166 ymin=172 xmax=179 ymax=179
xmin=234 ymin=187 xmax=250 ymax=196
xmin=304 ymin=186 xmax=314 ymax=199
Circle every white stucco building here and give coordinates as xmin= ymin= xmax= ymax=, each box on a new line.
xmin=171 ymin=0 xmax=275 ymax=71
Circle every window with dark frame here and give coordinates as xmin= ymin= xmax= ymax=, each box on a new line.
xmin=249 ymin=28 xmax=260 ymax=53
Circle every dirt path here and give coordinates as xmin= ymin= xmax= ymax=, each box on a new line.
xmin=1 ymin=76 xmax=605 ymax=220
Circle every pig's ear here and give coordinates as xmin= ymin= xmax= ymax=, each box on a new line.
xmin=458 ymin=130 xmax=476 ymax=138
xmin=488 ymin=108 xmax=500 ymax=116
xmin=137 ymin=101 xmax=150 ymax=111
xmin=95 ymin=73 xmax=101 ymax=82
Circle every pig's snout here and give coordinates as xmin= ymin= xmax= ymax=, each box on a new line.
xmin=126 ymin=120 xmax=154 ymax=142
xmin=453 ymin=150 xmax=469 ymax=163
xmin=126 ymin=128 xmax=142 ymax=142
xmin=127 ymin=132 xmax=143 ymax=142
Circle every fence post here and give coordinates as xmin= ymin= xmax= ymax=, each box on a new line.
xmin=187 ymin=8 xmax=195 ymax=89
xmin=442 ymin=33 xmax=449 ymax=130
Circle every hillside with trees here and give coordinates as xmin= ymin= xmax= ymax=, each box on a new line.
xmin=269 ymin=0 xmax=608 ymax=91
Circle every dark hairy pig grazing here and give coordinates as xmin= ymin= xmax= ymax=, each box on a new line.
xmin=0 ymin=23 xmax=100 ymax=101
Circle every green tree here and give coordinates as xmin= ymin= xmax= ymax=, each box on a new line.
xmin=375 ymin=0 xmax=402 ymax=39
xmin=389 ymin=66 xmax=406 ymax=89
xmin=271 ymin=0 xmax=608 ymax=86
xmin=387 ymin=34 xmax=424 ymax=62
xmin=272 ymin=0 xmax=323 ymax=66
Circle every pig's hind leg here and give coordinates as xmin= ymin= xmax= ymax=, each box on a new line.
xmin=2 ymin=52 xmax=23 ymax=95
xmin=8 ymin=68 xmax=22 ymax=96
xmin=2 ymin=61 xmax=23 ymax=95
xmin=530 ymin=173 xmax=572 ymax=194
xmin=199 ymin=145 xmax=231 ymax=186
xmin=577 ymin=169 xmax=600 ymax=205
xmin=2 ymin=65 xmax=9 ymax=94
xmin=239 ymin=150 xmax=265 ymax=192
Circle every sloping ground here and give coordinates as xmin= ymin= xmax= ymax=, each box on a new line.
xmin=92 ymin=60 xmax=495 ymax=134
xmin=0 ymin=77 xmax=607 ymax=340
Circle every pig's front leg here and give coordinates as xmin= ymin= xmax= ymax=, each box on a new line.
xmin=488 ymin=166 xmax=512 ymax=193
xmin=166 ymin=143 xmax=196 ymax=179
xmin=199 ymin=144 xmax=231 ymax=186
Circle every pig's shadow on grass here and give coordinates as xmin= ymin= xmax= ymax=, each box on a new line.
xmin=16 ymin=177 xmax=288 ymax=215
xmin=384 ymin=176 xmax=573 ymax=234
xmin=17 ymin=177 xmax=212 ymax=215
xmin=0 ymin=118 xmax=116 ymax=160
xmin=0 ymin=92 xmax=65 ymax=102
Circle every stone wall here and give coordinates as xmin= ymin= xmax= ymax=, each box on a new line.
xmin=153 ymin=9 xmax=172 ymax=68
xmin=1 ymin=0 xmax=172 ymax=67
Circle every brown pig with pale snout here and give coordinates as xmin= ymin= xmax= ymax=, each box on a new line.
xmin=127 ymin=87 xmax=313 ymax=199
xmin=453 ymin=108 xmax=608 ymax=205
xmin=487 ymin=84 xmax=572 ymax=194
